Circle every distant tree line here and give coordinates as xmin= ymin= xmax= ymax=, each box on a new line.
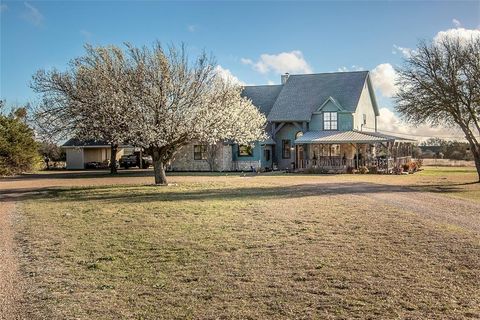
xmin=419 ymin=138 xmax=474 ymax=160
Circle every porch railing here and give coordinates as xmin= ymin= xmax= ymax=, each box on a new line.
xmin=301 ymin=156 xmax=411 ymax=171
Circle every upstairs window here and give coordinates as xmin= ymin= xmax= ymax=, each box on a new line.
xmin=238 ymin=145 xmax=253 ymax=157
xmin=324 ymin=112 xmax=338 ymax=130
xmin=193 ymin=145 xmax=207 ymax=160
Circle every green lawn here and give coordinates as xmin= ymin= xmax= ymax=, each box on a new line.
xmin=16 ymin=167 xmax=480 ymax=319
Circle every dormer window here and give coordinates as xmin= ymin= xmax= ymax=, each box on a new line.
xmin=324 ymin=112 xmax=338 ymax=130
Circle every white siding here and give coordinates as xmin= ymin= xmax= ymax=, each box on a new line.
xmin=354 ymin=82 xmax=377 ymax=132
xmin=65 ymin=148 xmax=84 ymax=169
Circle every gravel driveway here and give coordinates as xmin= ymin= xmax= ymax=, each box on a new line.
xmin=369 ymin=191 xmax=480 ymax=234
xmin=0 ymin=202 xmax=24 ymax=320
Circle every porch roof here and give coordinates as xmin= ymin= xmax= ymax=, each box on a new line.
xmin=295 ymin=130 xmax=416 ymax=144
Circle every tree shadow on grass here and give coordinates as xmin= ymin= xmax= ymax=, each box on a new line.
xmin=3 ymin=181 xmax=474 ymax=205
xmin=0 ymin=169 xmax=236 ymax=182
xmin=1 ymin=173 xmax=478 ymax=204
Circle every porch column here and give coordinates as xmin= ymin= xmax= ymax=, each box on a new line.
xmin=356 ymin=143 xmax=359 ymax=168
xmin=387 ymin=142 xmax=391 ymax=171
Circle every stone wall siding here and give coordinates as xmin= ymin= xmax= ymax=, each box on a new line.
xmin=232 ymin=160 xmax=261 ymax=171
xmin=169 ymin=143 xmax=233 ymax=171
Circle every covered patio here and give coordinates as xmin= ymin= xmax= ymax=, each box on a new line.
xmin=294 ymin=130 xmax=416 ymax=173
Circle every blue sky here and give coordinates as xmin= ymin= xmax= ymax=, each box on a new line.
xmin=1 ymin=1 xmax=479 ymax=138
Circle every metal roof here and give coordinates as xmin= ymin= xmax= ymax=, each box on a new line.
xmin=361 ymin=131 xmax=417 ymax=143
xmin=295 ymin=130 xmax=416 ymax=144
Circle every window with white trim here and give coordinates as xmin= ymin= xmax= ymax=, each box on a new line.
xmin=193 ymin=145 xmax=207 ymax=160
xmin=323 ymin=112 xmax=338 ymax=130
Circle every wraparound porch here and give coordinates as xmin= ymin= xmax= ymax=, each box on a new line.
xmin=298 ymin=155 xmax=412 ymax=172
xmin=292 ymin=131 xmax=416 ymax=173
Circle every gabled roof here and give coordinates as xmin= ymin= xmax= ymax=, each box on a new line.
xmin=315 ymin=96 xmax=345 ymax=112
xmin=62 ymin=138 xmax=109 ymax=147
xmin=241 ymin=85 xmax=283 ymax=116
xmin=267 ymin=71 xmax=369 ymax=122
xmin=295 ymin=130 xmax=416 ymax=144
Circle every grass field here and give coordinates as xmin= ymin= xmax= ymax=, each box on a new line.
xmin=13 ymin=167 xmax=480 ymax=319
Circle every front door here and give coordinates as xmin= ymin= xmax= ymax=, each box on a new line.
xmin=295 ymin=145 xmax=304 ymax=169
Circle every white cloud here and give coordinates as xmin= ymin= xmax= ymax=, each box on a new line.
xmin=214 ymin=65 xmax=245 ymax=85
xmin=337 ymin=65 xmax=364 ymax=72
xmin=240 ymin=58 xmax=253 ymax=65
xmin=370 ymin=63 xmax=398 ymax=98
xmin=0 ymin=4 xmax=7 ymax=12
xmin=22 ymin=2 xmax=44 ymax=26
xmin=377 ymin=107 xmax=466 ymax=142
xmin=433 ymin=27 xmax=480 ymax=44
xmin=267 ymin=80 xmax=275 ymax=85
xmin=392 ymin=45 xmax=417 ymax=58
xmin=241 ymin=50 xmax=312 ymax=75
xmin=187 ymin=25 xmax=197 ymax=32
xmin=452 ymin=18 xmax=461 ymax=28
xmin=80 ymin=29 xmax=93 ymax=39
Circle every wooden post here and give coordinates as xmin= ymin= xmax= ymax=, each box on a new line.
xmin=356 ymin=143 xmax=359 ymax=169
xmin=387 ymin=142 xmax=391 ymax=172
xmin=139 ymin=148 xmax=143 ymax=169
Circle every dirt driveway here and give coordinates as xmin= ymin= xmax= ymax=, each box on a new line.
xmin=0 ymin=170 xmax=154 ymax=320
xmin=1 ymin=169 xmax=479 ymax=319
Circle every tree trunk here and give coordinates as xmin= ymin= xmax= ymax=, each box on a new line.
xmin=469 ymin=142 xmax=480 ymax=183
xmin=206 ymin=144 xmax=219 ymax=172
xmin=459 ymin=122 xmax=480 ymax=182
xmin=152 ymin=148 xmax=168 ymax=185
xmin=110 ymin=143 xmax=118 ymax=174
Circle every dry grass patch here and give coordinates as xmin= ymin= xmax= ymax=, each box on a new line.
xmin=16 ymin=174 xmax=480 ymax=319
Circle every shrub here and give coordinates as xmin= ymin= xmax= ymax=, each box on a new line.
xmin=304 ymin=167 xmax=315 ymax=174
xmin=402 ymin=163 xmax=410 ymax=172
xmin=392 ymin=166 xmax=404 ymax=175
xmin=415 ymin=159 xmax=423 ymax=168
xmin=0 ymin=107 xmax=42 ymax=176
xmin=367 ymin=165 xmax=378 ymax=174
xmin=346 ymin=166 xmax=355 ymax=174
xmin=358 ymin=166 xmax=369 ymax=174
xmin=304 ymin=167 xmax=329 ymax=174
xmin=408 ymin=161 xmax=418 ymax=173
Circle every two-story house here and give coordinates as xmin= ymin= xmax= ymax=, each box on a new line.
xmin=63 ymin=71 xmax=415 ymax=171
xmin=225 ymin=71 xmax=414 ymax=172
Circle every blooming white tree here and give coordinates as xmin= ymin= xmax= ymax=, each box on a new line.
xmin=32 ymin=43 xmax=266 ymax=183
xmin=129 ymin=43 xmax=266 ymax=184
xmin=32 ymin=45 xmax=138 ymax=174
